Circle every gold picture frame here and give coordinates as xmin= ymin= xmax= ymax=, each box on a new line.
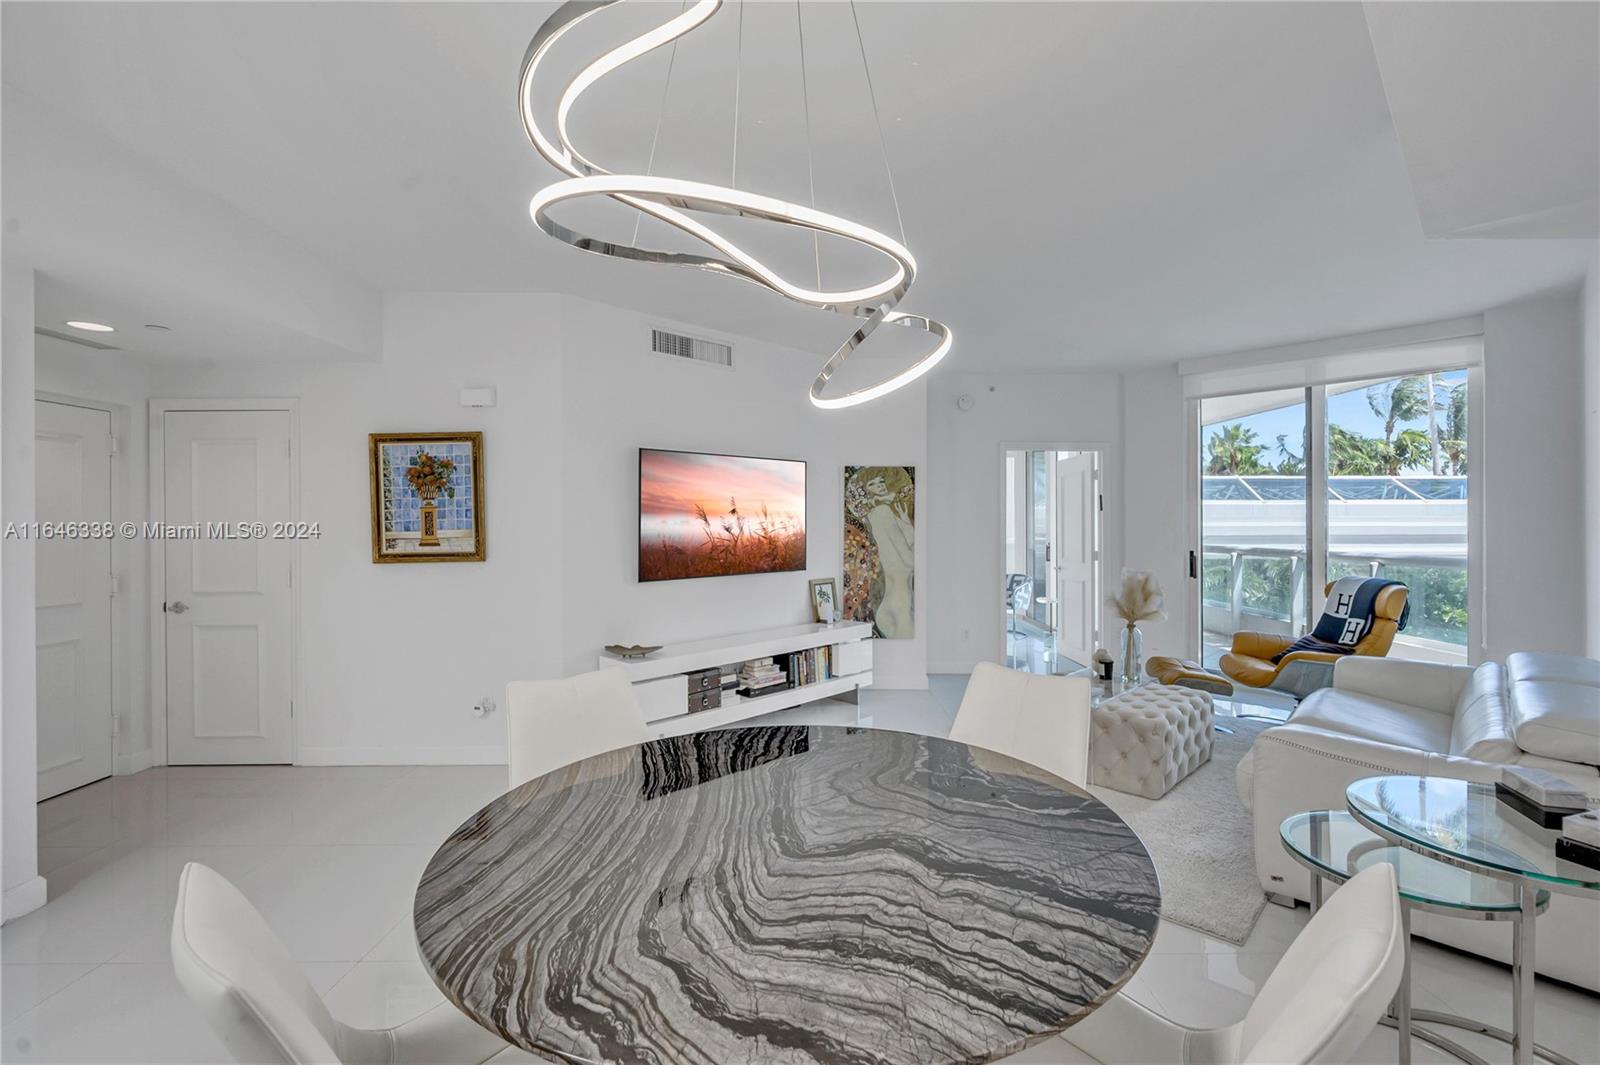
xmin=369 ymin=432 xmax=486 ymax=563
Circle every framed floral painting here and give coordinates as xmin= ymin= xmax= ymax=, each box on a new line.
xmin=369 ymin=432 xmax=486 ymax=563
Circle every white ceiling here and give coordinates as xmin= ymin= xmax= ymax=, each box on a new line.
xmin=3 ymin=1 xmax=1596 ymax=370
xmin=1365 ymin=2 xmax=1599 ymax=239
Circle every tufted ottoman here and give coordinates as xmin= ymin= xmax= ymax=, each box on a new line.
xmin=1090 ymin=686 xmax=1214 ymax=799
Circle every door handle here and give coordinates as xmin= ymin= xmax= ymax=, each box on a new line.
xmin=168 ymin=600 xmax=189 ymax=614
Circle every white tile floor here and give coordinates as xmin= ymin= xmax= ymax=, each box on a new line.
xmin=4 ymin=683 xmax=1596 ymax=1064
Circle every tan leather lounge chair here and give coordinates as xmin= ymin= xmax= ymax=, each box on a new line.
xmin=1220 ymin=581 xmax=1409 ymax=699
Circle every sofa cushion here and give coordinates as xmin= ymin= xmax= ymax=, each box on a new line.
xmin=1508 ymin=652 xmax=1600 ymax=688
xmin=1507 ymin=652 xmax=1600 ymax=766
xmin=1449 ymin=662 xmax=1519 ymax=762
xmin=1291 ymin=688 xmax=1454 ymax=754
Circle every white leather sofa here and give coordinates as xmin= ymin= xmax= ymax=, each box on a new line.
xmin=1236 ymin=652 xmax=1600 ymax=990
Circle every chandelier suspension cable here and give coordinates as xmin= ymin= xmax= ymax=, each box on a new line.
xmin=730 ymin=0 xmax=743 ymax=188
xmin=795 ymin=0 xmax=821 ymax=291
xmin=632 ymin=0 xmax=688 ymax=248
xmin=518 ymin=0 xmax=951 ymax=410
xmin=849 ymin=0 xmax=905 ymax=245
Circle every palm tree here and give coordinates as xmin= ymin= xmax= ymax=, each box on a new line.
xmin=1273 ymin=433 xmax=1305 ymax=475
xmin=1389 ymin=428 xmax=1432 ymax=474
xmin=1205 ymin=424 xmax=1267 ymax=475
xmin=1328 ymin=423 xmax=1383 ymax=475
xmin=1439 ymin=382 xmax=1468 ymax=474
xmin=1365 ymin=376 xmax=1434 ymax=446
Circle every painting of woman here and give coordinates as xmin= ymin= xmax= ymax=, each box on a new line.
xmin=843 ymin=466 xmax=915 ymax=638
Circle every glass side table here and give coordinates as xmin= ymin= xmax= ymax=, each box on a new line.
xmin=1347 ymin=776 xmax=1600 ymax=1065
xmin=1280 ymin=811 xmax=1560 ymax=1065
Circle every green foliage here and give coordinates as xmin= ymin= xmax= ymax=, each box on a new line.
xmin=1208 ymin=374 xmax=1468 ymax=480
xmin=1201 ymin=552 xmax=1296 ymax=619
xmin=1273 ymin=434 xmax=1305 ymax=475
xmin=1328 ymin=560 xmax=1467 ymax=646
xmin=1202 ymin=554 xmax=1232 ymax=607
xmin=1205 ymin=424 xmax=1268 ymax=475
xmin=1366 ymin=376 xmax=1434 ymax=444
xmin=1389 ymin=428 xmax=1432 ymax=475
xmin=1440 ymin=382 xmax=1468 ymax=475
xmin=1240 ymin=557 xmax=1295 ymax=617
xmin=1328 ymin=424 xmax=1385 ymax=475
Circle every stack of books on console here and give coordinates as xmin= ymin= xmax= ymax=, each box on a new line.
xmin=784 ymin=646 xmax=833 ymax=687
xmin=737 ymin=658 xmax=787 ymax=698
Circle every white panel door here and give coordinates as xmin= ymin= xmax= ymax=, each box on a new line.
xmin=165 ymin=410 xmax=293 ymax=764
xmin=36 ymin=401 xmax=114 ymax=799
xmin=1054 ymin=453 xmax=1098 ymax=667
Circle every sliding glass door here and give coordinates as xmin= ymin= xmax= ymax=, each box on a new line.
xmin=1325 ymin=372 xmax=1469 ymax=661
xmin=1199 ymin=390 xmax=1310 ymax=668
xmin=1199 ymin=369 xmax=1471 ymax=670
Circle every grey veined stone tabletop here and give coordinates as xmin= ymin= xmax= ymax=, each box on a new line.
xmin=414 ymin=724 xmax=1160 ymax=1065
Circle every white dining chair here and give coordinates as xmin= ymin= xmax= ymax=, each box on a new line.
xmin=1007 ymin=863 xmax=1406 ymax=1065
xmin=949 ymin=662 xmax=1092 ymax=787
xmin=171 ymin=862 xmax=535 ymax=1064
xmin=507 ymin=667 xmax=648 ymax=789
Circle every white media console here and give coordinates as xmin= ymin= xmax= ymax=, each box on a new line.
xmin=597 ymin=621 xmax=875 ymax=738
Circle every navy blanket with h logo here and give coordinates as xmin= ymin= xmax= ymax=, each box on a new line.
xmin=1272 ymin=577 xmax=1409 ymax=662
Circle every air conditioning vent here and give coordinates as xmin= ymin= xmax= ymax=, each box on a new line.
xmin=36 ymin=326 xmax=120 ymax=351
xmin=651 ymin=328 xmax=732 ymax=367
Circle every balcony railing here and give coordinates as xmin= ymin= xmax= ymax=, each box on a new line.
xmin=1201 ymin=547 xmax=1468 ymax=664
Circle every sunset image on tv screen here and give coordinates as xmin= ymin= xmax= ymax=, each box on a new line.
xmin=639 ymin=450 xmax=806 ymax=581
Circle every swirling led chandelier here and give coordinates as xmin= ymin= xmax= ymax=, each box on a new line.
xmin=519 ymin=0 xmax=951 ymax=409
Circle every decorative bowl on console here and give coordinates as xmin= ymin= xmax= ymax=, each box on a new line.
xmin=604 ymin=644 xmax=662 ymax=659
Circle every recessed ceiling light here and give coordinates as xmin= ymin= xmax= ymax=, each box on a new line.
xmin=144 ymin=323 xmax=171 ymax=332
xmin=65 ymin=320 xmax=115 ymax=333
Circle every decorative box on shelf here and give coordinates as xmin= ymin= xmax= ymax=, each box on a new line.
xmin=597 ymin=621 xmax=874 ymax=738
xmin=1496 ymin=767 xmax=1589 ymax=829
xmin=1558 ymin=809 xmax=1600 ymax=870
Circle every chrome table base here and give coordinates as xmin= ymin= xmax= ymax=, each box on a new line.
xmin=1287 ymin=832 xmax=1567 ymax=1065
xmin=1378 ymin=1009 xmax=1579 ymax=1065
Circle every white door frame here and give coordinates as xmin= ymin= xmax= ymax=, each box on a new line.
xmin=36 ymin=391 xmax=135 ymax=777
xmin=149 ymin=398 xmax=302 ymax=767
xmin=997 ymin=441 xmax=1118 ymax=663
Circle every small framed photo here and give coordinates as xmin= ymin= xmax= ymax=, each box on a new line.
xmin=369 ymin=432 xmax=486 ymax=563
xmin=809 ymin=577 xmax=839 ymax=623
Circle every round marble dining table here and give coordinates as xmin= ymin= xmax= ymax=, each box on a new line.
xmin=414 ymin=724 xmax=1161 ymax=1065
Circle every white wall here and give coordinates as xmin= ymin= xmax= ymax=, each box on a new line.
xmin=557 ymin=296 xmax=928 ymax=688
xmin=2 ymin=260 xmax=45 ymax=921
xmin=96 ymin=291 xmax=925 ymax=766
xmin=133 ymin=293 xmax=565 ymax=764
xmin=1482 ymin=289 xmax=1587 ymax=660
xmin=925 ymin=370 xmax=1123 ymax=673
xmin=1120 ymin=365 xmax=1192 ymax=660
xmin=1584 ymin=266 xmax=1600 ymax=659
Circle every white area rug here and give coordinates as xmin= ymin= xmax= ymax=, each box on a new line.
xmin=1089 ymin=716 xmax=1272 ymax=945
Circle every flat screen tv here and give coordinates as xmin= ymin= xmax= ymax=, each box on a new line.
xmin=639 ymin=448 xmax=806 ymax=582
